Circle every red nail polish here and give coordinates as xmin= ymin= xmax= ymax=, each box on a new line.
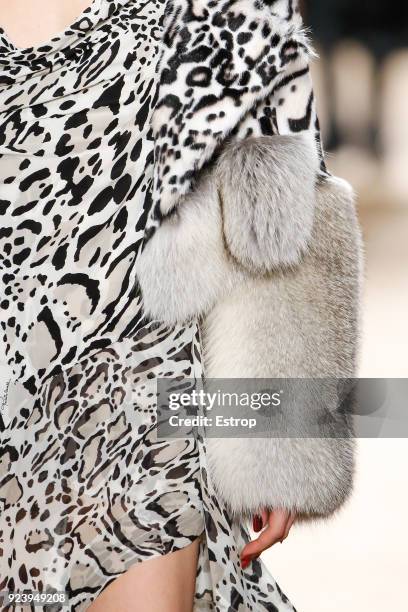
xmin=253 ymin=514 xmax=262 ymax=532
xmin=241 ymin=557 xmax=250 ymax=569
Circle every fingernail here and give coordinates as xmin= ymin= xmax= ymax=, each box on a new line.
xmin=241 ymin=557 xmax=250 ymax=569
xmin=253 ymin=514 xmax=262 ymax=532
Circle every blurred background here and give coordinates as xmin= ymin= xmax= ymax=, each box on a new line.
xmin=263 ymin=3 xmax=408 ymax=611
xmin=305 ymin=0 xmax=408 ymax=379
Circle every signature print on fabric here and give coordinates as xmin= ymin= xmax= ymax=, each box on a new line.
xmin=0 ymin=320 xmax=297 ymax=612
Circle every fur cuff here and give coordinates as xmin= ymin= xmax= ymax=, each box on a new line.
xmin=217 ymin=134 xmax=319 ymax=273
xmin=206 ymin=436 xmax=355 ymax=520
xmin=136 ymin=134 xmax=318 ymax=324
xmin=203 ymin=176 xmax=363 ymax=519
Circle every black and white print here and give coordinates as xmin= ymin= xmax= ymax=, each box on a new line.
xmin=0 ymin=1 xmax=321 ymax=609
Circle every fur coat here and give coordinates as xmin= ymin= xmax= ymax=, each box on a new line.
xmin=136 ymin=0 xmax=363 ymax=520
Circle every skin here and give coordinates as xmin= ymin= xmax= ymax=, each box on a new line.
xmin=0 ymin=0 xmax=94 ymax=48
xmin=0 ymin=2 xmax=297 ymax=609
xmin=87 ymin=538 xmax=202 ymax=612
xmin=241 ymin=509 xmax=297 ymax=569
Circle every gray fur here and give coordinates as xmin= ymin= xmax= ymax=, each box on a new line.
xmin=203 ymin=175 xmax=363 ymax=519
xmin=216 ymin=134 xmax=318 ymax=273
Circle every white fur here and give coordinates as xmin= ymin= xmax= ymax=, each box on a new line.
xmin=217 ymin=134 xmax=318 ymax=273
xmin=205 ymin=436 xmax=355 ymax=520
xmin=135 ymin=166 xmax=246 ymax=324
xmin=136 ymin=135 xmax=319 ymax=324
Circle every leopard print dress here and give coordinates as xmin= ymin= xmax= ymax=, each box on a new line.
xmin=0 ymin=1 xmax=314 ymax=610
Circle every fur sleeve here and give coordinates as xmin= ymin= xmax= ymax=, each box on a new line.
xmin=135 ymin=134 xmax=363 ymax=521
xmin=135 ymin=0 xmax=363 ymax=522
xmin=203 ymin=174 xmax=363 ymax=520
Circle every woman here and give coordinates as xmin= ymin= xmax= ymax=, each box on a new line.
xmin=0 ymin=1 xmax=361 ymax=611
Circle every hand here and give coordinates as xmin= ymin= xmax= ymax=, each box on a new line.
xmin=240 ymin=508 xmax=296 ymax=569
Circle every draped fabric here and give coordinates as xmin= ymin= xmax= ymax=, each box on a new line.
xmin=0 ymin=0 xmax=162 ymax=393
xmin=0 ymin=1 xmax=315 ymax=610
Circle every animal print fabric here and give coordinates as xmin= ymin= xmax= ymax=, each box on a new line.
xmin=0 ymin=323 xmax=205 ymax=611
xmin=0 ymin=326 xmax=296 ymax=612
xmin=148 ymin=0 xmax=324 ymax=233
xmin=0 ymin=0 xmax=162 ymax=393
xmin=0 ymin=0 xmax=318 ymax=609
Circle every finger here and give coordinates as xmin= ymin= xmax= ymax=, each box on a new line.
xmin=261 ymin=508 xmax=269 ymax=528
xmin=282 ymin=511 xmax=296 ymax=541
xmin=266 ymin=507 xmax=291 ymax=534
xmin=241 ymin=510 xmax=289 ymax=559
xmin=241 ymin=526 xmax=283 ymax=560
